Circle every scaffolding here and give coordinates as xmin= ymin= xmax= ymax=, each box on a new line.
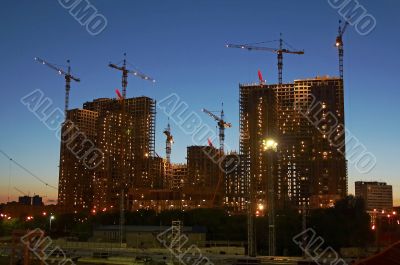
xmin=171 ymin=220 xmax=183 ymax=264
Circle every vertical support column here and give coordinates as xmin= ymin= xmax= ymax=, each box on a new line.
xmin=247 ymin=181 xmax=256 ymax=257
xmin=267 ymin=151 xmax=276 ymax=256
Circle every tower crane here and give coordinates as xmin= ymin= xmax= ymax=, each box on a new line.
xmin=202 ymin=105 xmax=231 ymax=207
xmin=226 ymin=34 xmax=304 ymax=85
xmin=109 ymin=53 xmax=155 ymax=98
xmin=163 ymin=121 xmax=174 ymax=164
xmin=34 ymin=57 xmax=80 ymax=116
xmin=202 ymin=105 xmax=231 ymax=155
xmin=335 ymin=20 xmax=349 ymax=79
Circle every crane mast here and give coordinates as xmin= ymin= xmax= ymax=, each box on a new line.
xmin=335 ymin=20 xmax=349 ymax=79
xmin=34 ymin=57 xmax=80 ymax=117
xmin=277 ymin=37 xmax=283 ymax=85
xmin=163 ymin=121 xmax=173 ymax=164
xmin=202 ymin=105 xmax=231 ymax=155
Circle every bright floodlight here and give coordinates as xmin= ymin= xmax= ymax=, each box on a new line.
xmin=50 ymin=215 xmax=55 ymax=220
xmin=263 ymin=138 xmax=278 ymax=151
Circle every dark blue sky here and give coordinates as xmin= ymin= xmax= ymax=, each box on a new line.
xmin=0 ymin=0 xmax=399 ymax=204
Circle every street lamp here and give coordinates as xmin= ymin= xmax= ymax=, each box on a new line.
xmin=49 ymin=215 xmax=55 ymax=231
xmin=263 ymin=138 xmax=278 ymax=256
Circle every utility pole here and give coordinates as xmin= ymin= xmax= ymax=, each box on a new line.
xmin=119 ymin=189 xmax=125 ymax=247
xmin=247 ymin=178 xmax=256 ymax=257
xmin=267 ymin=150 xmax=276 ymax=256
xmin=302 ymin=204 xmax=307 ymax=258
xmin=263 ymin=139 xmax=278 ymax=256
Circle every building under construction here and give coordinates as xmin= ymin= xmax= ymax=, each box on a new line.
xmin=239 ymin=76 xmax=347 ymax=212
xmin=58 ymin=96 xmax=156 ymax=212
xmin=185 ymin=145 xmax=222 ymax=206
xmin=58 ymin=109 xmax=99 ymax=210
xmin=223 ymin=152 xmax=246 ymax=213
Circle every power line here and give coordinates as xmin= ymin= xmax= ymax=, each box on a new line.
xmin=8 ymin=160 xmax=11 ymax=203
xmin=0 ymin=149 xmax=57 ymax=190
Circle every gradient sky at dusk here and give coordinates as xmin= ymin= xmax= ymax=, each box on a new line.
xmin=0 ymin=0 xmax=399 ymax=204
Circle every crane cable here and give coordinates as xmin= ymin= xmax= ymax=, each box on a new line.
xmin=0 ymin=149 xmax=57 ymax=190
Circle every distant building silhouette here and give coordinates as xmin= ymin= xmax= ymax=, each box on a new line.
xmin=18 ymin=196 xmax=31 ymax=206
xmin=17 ymin=195 xmax=43 ymax=206
xmin=32 ymin=195 xmax=43 ymax=206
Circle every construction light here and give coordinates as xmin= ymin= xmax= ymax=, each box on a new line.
xmin=263 ymin=138 xmax=278 ymax=151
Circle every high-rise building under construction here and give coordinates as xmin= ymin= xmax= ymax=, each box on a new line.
xmin=58 ymin=97 xmax=156 ymax=211
xmin=185 ymin=145 xmax=222 ymax=206
xmin=224 ymin=152 xmax=246 ymax=213
xmin=239 ymin=76 xmax=347 ymax=211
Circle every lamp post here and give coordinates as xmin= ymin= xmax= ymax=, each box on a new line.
xmin=263 ymin=138 xmax=278 ymax=257
xmin=49 ymin=215 xmax=55 ymax=231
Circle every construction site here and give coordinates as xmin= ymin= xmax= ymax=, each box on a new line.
xmin=2 ymin=3 xmax=396 ymax=263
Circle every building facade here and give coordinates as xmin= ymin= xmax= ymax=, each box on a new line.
xmin=58 ymin=97 xmax=156 ymax=212
xmin=170 ymin=163 xmax=187 ymax=190
xmin=355 ymin=181 xmax=393 ymax=211
xmin=223 ymin=153 xmax=246 ymax=213
xmin=58 ymin=109 xmax=99 ymax=210
xmin=239 ymin=76 xmax=347 ymax=212
xmin=185 ymin=145 xmax=222 ymax=206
